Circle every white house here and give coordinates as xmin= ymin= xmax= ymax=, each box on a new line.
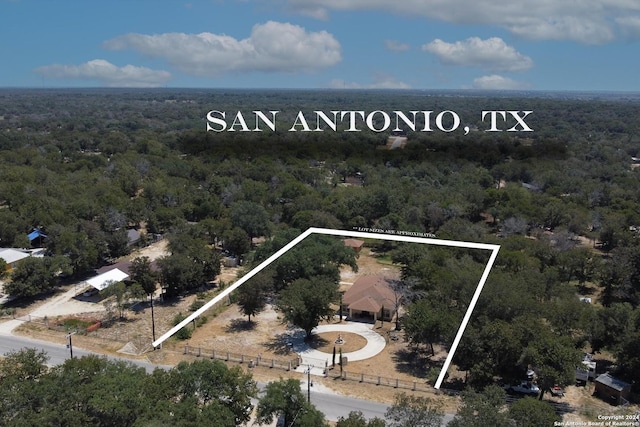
xmin=0 ymin=248 xmax=31 ymax=273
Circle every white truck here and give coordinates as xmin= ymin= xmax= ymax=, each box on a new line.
xmin=505 ymin=381 xmax=540 ymax=396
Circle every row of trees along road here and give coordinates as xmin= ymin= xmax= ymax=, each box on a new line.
xmin=1 ymin=348 xmax=468 ymax=427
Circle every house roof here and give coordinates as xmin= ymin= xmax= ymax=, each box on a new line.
xmin=0 ymin=248 xmax=31 ymax=265
xmin=96 ymin=259 xmax=159 ymax=277
xmin=349 ymin=295 xmax=384 ymax=313
xmin=595 ymin=373 xmax=631 ymax=391
xmin=387 ymin=136 xmax=407 ymax=149
xmin=126 ymin=229 xmax=141 ymax=244
xmin=27 ymin=229 xmax=47 ymax=242
xmin=522 ymin=182 xmax=541 ymax=192
xmin=97 ymin=260 xmax=134 ymax=276
xmin=343 ymin=239 xmax=364 ymax=249
xmin=86 ymin=268 xmax=129 ymax=291
xmin=343 ymin=274 xmax=398 ymax=313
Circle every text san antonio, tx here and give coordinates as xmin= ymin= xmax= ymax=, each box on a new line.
xmin=206 ymin=110 xmax=533 ymax=134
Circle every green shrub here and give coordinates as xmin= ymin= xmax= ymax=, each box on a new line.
xmin=190 ymin=299 xmax=205 ymax=312
xmin=195 ymin=315 xmax=208 ymax=327
xmin=173 ymin=312 xmax=193 ymax=340
xmin=60 ymin=317 xmax=93 ymax=331
xmin=175 ymin=325 xmax=193 ymax=340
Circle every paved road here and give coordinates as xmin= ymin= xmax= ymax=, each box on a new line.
xmin=0 ymin=334 xmax=390 ymax=421
xmin=0 ymin=334 xmax=170 ymax=373
xmin=0 ymin=333 xmax=454 ymax=424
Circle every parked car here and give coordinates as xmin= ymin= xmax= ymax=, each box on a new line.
xmin=82 ymin=288 xmax=99 ymax=297
xmin=505 ymin=381 xmax=540 ymax=396
xmin=550 ymin=385 xmax=565 ymax=397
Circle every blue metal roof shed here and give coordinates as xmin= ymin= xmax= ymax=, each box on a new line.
xmin=27 ymin=229 xmax=47 ymax=242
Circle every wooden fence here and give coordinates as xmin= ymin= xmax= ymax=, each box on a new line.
xmin=326 ymin=368 xmax=461 ymax=396
xmin=182 ymin=344 xmax=300 ymax=372
xmin=12 ymin=314 xmax=463 ymax=397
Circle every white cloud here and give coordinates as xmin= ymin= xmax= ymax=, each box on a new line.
xmin=616 ymin=15 xmax=640 ymax=38
xmin=506 ymin=15 xmax=614 ymax=44
xmin=422 ymin=37 xmax=533 ymax=72
xmin=103 ymin=21 xmax=342 ymax=76
xmin=293 ymin=5 xmax=329 ymax=20
xmin=34 ymin=59 xmax=172 ymax=87
xmin=385 ymin=40 xmax=410 ymax=52
xmin=471 ymin=74 xmax=531 ymax=90
xmin=329 ymin=73 xmax=410 ymax=89
xmin=283 ymin=0 xmax=640 ymax=44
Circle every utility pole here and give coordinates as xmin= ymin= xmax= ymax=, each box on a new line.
xmin=150 ymin=292 xmax=156 ymax=345
xmin=306 ymin=365 xmax=311 ymax=403
xmin=66 ymin=331 xmax=77 ymax=359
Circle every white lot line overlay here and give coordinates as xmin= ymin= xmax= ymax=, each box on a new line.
xmin=152 ymin=227 xmax=500 ymax=389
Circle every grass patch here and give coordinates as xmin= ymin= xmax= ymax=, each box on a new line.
xmin=59 ymin=317 xmax=94 ymax=331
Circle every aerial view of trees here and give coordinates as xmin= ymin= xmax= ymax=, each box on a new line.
xmin=277 ymin=276 xmax=339 ymax=338
xmin=255 ymin=378 xmax=327 ymax=427
xmin=4 ymin=256 xmax=67 ymax=298
xmin=2 ymin=88 xmax=640 ymax=421
xmin=0 ymin=349 xmax=259 ymax=427
xmin=157 ymin=230 xmax=221 ymax=297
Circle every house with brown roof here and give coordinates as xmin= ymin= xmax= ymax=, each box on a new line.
xmin=343 ymin=238 xmax=365 ymax=253
xmin=95 ymin=259 xmax=159 ymax=277
xmin=342 ymin=274 xmax=398 ymax=322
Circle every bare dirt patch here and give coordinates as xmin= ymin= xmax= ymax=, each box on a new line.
xmin=340 ymin=248 xmax=397 ymax=283
xmin=309 ymin=332 xmax=367 ymax=353
xmin=559 ymin=382 xmax=640 ymax=424
xmin=127 ymin=239 xmax=169 ymax=262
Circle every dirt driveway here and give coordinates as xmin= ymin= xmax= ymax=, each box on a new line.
xmin=1 ymin=240 xmax=170 ymax=333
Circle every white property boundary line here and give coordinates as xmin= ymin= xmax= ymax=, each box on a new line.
xmin=152 ymin=227 xmax=500 ymax=389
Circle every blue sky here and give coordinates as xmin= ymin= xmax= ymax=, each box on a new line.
xmin=1 ymin=0 xmax=639 ymax=91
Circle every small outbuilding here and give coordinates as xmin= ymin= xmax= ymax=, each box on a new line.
xmin=343 ymin=239 xmax=365 ymax=253
xmin=594 ymin=373 xmax=632 ymax=405
xmin=126 ymin=229 xmax=141 ymax=247
xmin=223 ymin=256 xmax=239 ymax=267
xmin=27 ymin=228 xmax=47 ymax=246
xmin=0 ymin=248 xmax=31 ymax=273
xmin=85 ymin=268 xmax=130 ymax=292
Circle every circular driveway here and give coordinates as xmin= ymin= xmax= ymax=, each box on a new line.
xmin=294 ymin=322 xmax=386 ymax=366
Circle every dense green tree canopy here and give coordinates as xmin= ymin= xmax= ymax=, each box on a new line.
xmin=130 ymin=256 xmax=158 ymax=295
xmin=277 ymin=276 xmax=339 ymax=338
xmin=384 ymin=392 xmax=444 ymax=427
xmin=6 ymin=256 xmax=62 ymax=298
xmin=0 ymin=349 xmax=258 ymax=427
xmin=403 ymin=298 xmax=456 ymax=356
xmin=256 ymin=378 xmax=327 ymax=427
xmin=259 ymin=233 xmax=358 ymax=292
xmin=158 ymin=230 xmax=221 ymax=297
xmin=510 ymin=397 xmax=561 ymax=427
xmin=448 ymin=386 xmax=511 ymax=427
xmin=2 ymin=88 xmax=640 ymax=399
xmin=519 ymin=328 xmax=582 ymax=399
xmin=236 ymin=278 xmax=267 ymax=322
xmin=337 ymin=411 xmax=386 ymax=427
